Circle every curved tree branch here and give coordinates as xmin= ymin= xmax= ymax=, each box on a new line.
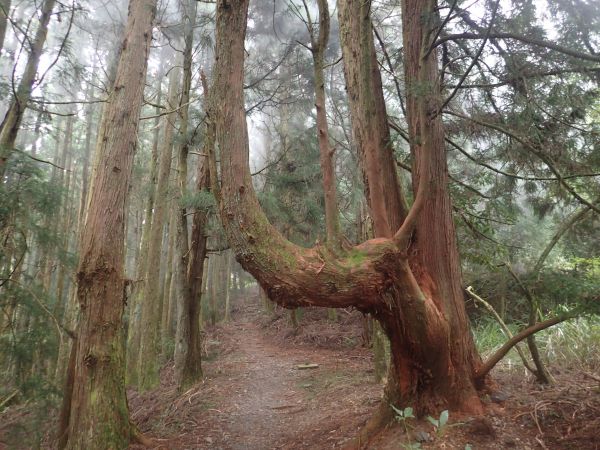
xmin=475 ymin=311 xmax=579 ymax=380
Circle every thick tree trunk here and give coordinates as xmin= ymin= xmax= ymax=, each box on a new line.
xmin=209 ymin=2 xmax=483 ymax=441
xmin=60 ymin=0 xmax=156 ymax=447
xmin=0 ymin=0 xmax=55 ymax=179
xmin=401 ymin=0 xmax=482 ymax=411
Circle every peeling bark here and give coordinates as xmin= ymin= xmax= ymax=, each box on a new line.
xmin=209 ymin=1 xmax=483 ymax=438
xmin=60 ymin=0 xmax=156 ymax=447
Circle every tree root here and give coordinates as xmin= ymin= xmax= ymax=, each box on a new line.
xmin=130 ymin=422 xmax=155 ymax=448
xmin=341 ymin=401 xmax=395 ymax=450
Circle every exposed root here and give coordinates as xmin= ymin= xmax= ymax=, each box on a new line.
xmin=130 ymin=422 xmax=155 ymax=448
xmin=342 ymin=401 xmax=395 ymax=450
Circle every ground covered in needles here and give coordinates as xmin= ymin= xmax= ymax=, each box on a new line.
xmin=1 ymin=295 xmax=599 ymax=449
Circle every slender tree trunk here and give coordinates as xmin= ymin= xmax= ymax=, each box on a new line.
xmin=160 ymin=204 xmax=177 ymax=348
xmin=127 ymin=64 xmax=163 ymax=382
xmin=223 ymin=250 xmax=232 ymax=322
xmin=207 ymin=253 xmax=217 ymax=326
xmin=52 ymin=114 xmax=74 ymax=381
xmin=0 ymin=0 xmax=55 ymax=179
xmin=55 ymin=81 xmax=99 ymax=386
xmin=308 ymin=0 xmax=341 ymax=251
xmin=173 ymin=0 xmax=204 ymax=391
xmin=0 ymin=0 xmax=11 ymax=55
xmin=175 ymin=154 xmax=209 ymax=389
xmin=53 ymin=114 xmax=74 ymax=315
xmin=59 ymin=0 xmax=156 ymax=447
xmin=533 ymin=205 xmax=592 ymax=275
xmin=337 ymin=0 xmax=407 ymax=238
xmin=136 ymin=64 xmax=180 ymax=390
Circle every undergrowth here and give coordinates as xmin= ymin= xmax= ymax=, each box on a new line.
xmin=473 ymin=314 xmax=600 ymax=372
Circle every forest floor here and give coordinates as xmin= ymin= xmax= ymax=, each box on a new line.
xmin=127 ymin=295 xmax=600 ymax=450
xmin=1 ymin=293 xmax=599 ymax=449
xmin=128 ymin=301 xmax=381 ymax=449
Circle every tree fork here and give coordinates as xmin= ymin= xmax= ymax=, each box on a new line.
xmin=210 ymin=0 xmax=483 ymax=442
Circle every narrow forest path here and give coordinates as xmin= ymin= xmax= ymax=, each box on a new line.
xmin=218 ymin=318 xmax=324 ymax=449
xmin=129 ymin=303 xmax=381 ymax=449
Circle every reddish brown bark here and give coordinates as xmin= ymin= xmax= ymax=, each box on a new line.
xmin=209 ymin=0 xmax=483 ymax=439
xmin=337 ymin=0 xmax=408 ymax=238
xmin=60 ymin=0 xmax=156 ymax=447
xmin=400 ymin=0 xmax=483 ymax=413
xmin=174 ymin=0 xmax=203 ymax=391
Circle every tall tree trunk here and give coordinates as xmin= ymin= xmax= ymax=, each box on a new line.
xmin=127 ymin=62 xmax=163 ymax=382
xmin=52 ymin=113 xmax=74 ymax=381
xmin=174 ymin=154 xmax=209 ymax=389
xmin=223 ymin=250 xmax=232 ymax=322
xmin=0 ymin=0 xmax=55 ymax=179
xmin=160 ymin=204 xmax=177 ymax=348
xmin=306 ymin=0 xmax=341 ymax=251
xmin=55 ymin=80 xmax=99 ymax=386
xmin=207 ymin=252 xmax=217 ymax=326
xmin=210 ymin=4 xmax=483 ymax=440
xmin=136 ymin=64 xmax=180 ymax=390
xmin=59 ymin=0 xmax=156 ymax=447
xmin=173 ymin=0 xmax=204 ymax=390
xmin=337 ymin=0 xmax=407 ymax=238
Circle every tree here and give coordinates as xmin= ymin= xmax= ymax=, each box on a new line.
xmin=59 ymin=0 xmax=156 ymax=447
xmin=209 ymin=2 xmax=482 ymax=441
xmin=0 ymin=0 xmax=56 ymax=179
xmin=294 ymin=0 xmax=341 ymax=250
xmin=0 ymin=0 xmax=11 ymax=54
xmin=135 ymin=59 xmax=180 ymax=390
xmin=173 ymin=0 xmax=205 ymax=391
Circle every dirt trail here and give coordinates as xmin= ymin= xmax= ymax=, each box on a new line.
xmin=129 ymin=306 xmax=381 ymax=449
xmin=219 ymin=319 xmax=320 ymax=449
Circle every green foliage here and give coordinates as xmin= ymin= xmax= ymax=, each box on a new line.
xmin=181 ymin=189 xmax=216 ymax=211
xmin=473 ymin=314 xmax=600 ymax=371
xmin=426 ymin=410 xmax=450 ymax=436
xmin=400 ymin=443 xmax=421 ymax=450
xmin=0 ymin=155 xmax=67 ymax=417
xmin=391 ymin=404 xmax=415 ymax=435
xmin=257 ymin=125 xmax=325 ymax=247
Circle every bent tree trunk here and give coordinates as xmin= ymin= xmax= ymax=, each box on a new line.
xmin=209 ymin=0 xmax=483 ymax=427
xmin=60 ymin=0 xmax=156 ymax=448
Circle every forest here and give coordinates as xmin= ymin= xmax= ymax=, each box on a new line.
xmin=0 ymin=0 xmax=599 ymax=448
